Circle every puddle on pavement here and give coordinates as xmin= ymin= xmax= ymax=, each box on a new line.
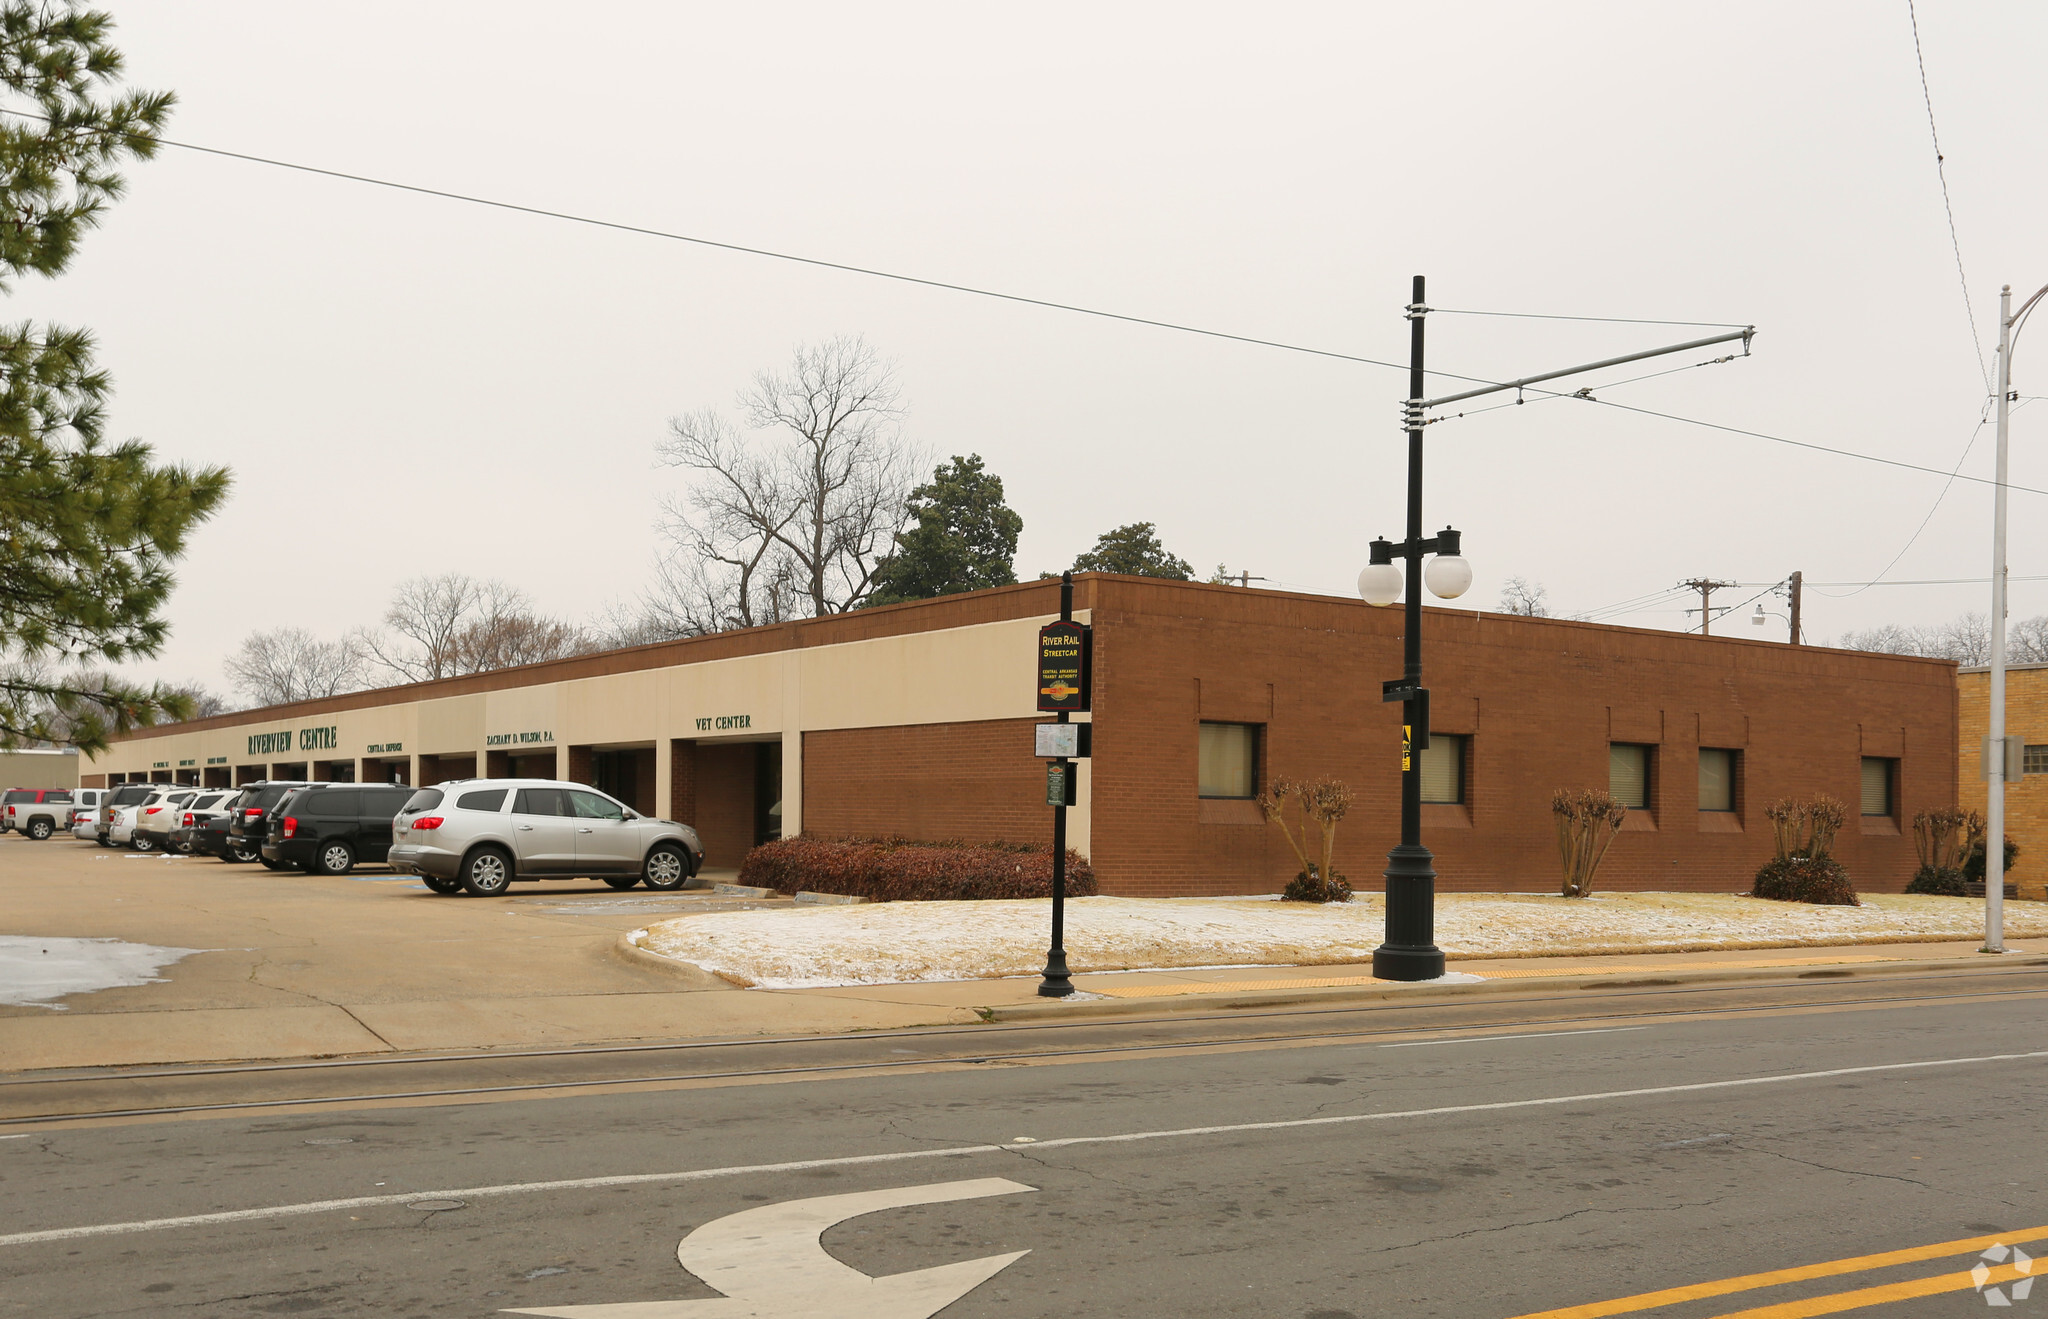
xmin=0 ymin=935 xmax=204 ymax=1009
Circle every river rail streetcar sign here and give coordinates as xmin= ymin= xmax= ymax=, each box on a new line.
xmin=1036 ymin=621 xmax=1091 ymax=712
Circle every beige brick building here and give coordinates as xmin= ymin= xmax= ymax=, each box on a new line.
xmin=1958 ymin=664 xmax=2048 ymax=899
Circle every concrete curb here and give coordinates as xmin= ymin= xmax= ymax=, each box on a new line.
xmin=609 ymin=934 xmax=2048 ymax=1025
xmin=976 ymin=953 xmax=2048 ymax=1023
xmin=609 ymin=932 xmax=737 ymax=986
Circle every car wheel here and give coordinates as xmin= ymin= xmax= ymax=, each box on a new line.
xmin=602 ymin=875 xmax=642 ymax=890
xmin=130 ymin=835 xmax=154 ymax=852
xmin=227 ymin=842 xmax=258 ymax=863
xmin=26 ymin=819 xmax=51 ymax=841
xmin=642 ymin=843 xmax=692 ymax=892
xmin=461 ymin=848 xmax=513 ymax=897
xmin=422 ymin=873 xmax=462 ymax=895
xmin=315 ymin=841 xmax=355 ymax=876
xmin=96 ymin=835 xmax=114 ymax=848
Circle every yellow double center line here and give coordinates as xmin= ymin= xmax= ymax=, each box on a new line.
xmin=1509 ymin=1225 xmax=2048 ymax=1318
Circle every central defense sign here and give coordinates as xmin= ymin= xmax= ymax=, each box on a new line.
xmin=1036 ymin=621 xmax=1091 ymax=713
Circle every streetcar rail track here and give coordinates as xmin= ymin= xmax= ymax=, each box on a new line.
xmin=8 ymin=966 xmax=2048 ymax=1126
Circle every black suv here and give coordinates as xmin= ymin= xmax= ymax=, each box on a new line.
xmin=224 ymin=781 xmax=315 ymax=867
xmin=262 ymin=784 xmax=417 ymax=875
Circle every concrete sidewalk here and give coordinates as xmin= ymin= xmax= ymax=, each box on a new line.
xmin=4 ymin=833 xmax=2044 ymax=1072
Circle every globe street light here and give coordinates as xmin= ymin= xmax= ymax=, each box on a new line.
xmin=1355 ymin=277 xmax=1755 ymax=983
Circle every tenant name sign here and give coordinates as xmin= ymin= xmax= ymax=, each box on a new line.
xmin=1036 ymin=621 xmax=1091 ymax=713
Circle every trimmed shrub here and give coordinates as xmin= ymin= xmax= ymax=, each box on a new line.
xmin=1552 ymin=788 xmax=1626 ymax=898
xmin=1755 ymin=793 xmax=1857 ymax=904
xmin=737 ymin=835 xmax=1095 ymax=902
xmin=1282 ymin=866 xmax=1351 ymax=903
xmin=1963 ymin=835 xmax=2020 ymax=886
xmin=1752 ymin=856 xmax=1858 ymax=906
xmin=1905 ymin=866 xmax=1966 ymax=897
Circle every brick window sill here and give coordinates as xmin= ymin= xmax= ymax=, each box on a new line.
xmin=1619 ymin=811 xmax=1658 ymax=832
xmin=1698 ymin=812 xmax=1742 ymax=833
xmin=1423 ymin=803 xmax=1472 ymax=829
xmin=1860 ymin=816 xmax=1901 ymax=836
xmin=1198 ymin=798 xmax=1263 ymax=826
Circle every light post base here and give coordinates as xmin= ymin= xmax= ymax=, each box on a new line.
xmin=1037 ymin=950 xmax=1074 ymax=997
xmin=1373 ymin=842 xmax=1446 ymax=982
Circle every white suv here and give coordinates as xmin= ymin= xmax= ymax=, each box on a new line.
xmin=387 ymin=779 xmax=704 ymax=897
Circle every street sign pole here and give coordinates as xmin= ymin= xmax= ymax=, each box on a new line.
xmin=1036 ymin=571 xmax=1088 ymax=998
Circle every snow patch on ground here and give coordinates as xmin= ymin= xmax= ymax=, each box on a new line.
xmin=637 ymin=892 xmax=2048 ymax=989
xmin=0 ymin=935 xmax=206 ymax=1009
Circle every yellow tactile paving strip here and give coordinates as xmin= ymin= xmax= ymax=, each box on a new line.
xmin=1082 ymin=954 xmax=1916 ymax=998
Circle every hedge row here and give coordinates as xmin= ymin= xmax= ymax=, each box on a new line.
xmin=737 ymin=835 xmax=1097 ymax=902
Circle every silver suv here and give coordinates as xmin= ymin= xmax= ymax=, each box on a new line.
xmin=387 ymin=779 xmax=704 ymax=897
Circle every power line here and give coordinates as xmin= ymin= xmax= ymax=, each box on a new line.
xmin=1906 ymin=0 xmax=1991 ymax=390
xmin=12 ymin=110 xmax=2033 ymax=507
xmin=1819 ymin=404 xmax=1992 ymax=599
xmin=1575 ymin=395 xmax=2048 ymax=497
xmin=0 ymin=109 xmax=1462 ymax=382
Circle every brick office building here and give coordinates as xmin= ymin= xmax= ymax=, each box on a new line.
xmin=82 ymin=575 xmax=1956 ymax=895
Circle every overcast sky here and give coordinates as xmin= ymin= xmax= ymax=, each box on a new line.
xmin=18 ymin=2 xmax=2048 ymax=695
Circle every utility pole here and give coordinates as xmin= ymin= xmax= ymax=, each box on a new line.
xmin=1227 ymin=570 xmax=1268 ymax=589
xmin=1788 ymin=571 xmax=1802 ymax=644
xmin=1982 ymin=280 xmax=2047 ymax=953
xmin=1681 ymin=579 xmax=1738 ymax=636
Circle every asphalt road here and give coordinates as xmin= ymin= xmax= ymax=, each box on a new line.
xmin=3 ymin=970 xmax=2046 ymax=1318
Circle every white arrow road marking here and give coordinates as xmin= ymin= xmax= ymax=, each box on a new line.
xmin=503 ymin=1177 xmax=1035 ymax=1318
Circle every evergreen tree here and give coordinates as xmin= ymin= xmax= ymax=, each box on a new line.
xmin=865 ymin=454 xmax=1022 ymax=605
xmin=1070 ymin=522 xmax=1193 ymax=580
xmin=0 ymin=4 xmax=229 ymax=751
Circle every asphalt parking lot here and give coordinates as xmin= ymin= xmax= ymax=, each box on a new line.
xmin=0 ymin=832 xmax=977 ymax=1069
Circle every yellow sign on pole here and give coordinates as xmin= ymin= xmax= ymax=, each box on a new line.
xmin=1402 ymin=724 xmax=1412 ymax=771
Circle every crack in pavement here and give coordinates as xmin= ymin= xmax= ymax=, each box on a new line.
xmin=1363 ymin=1197 xmax=1728 ymax=1253
xmin=1733 ymin=1142 xmax=1929 ymax=1186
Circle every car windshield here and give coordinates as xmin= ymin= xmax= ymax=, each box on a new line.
xmin=401 ymin=789 xmax=444 ymax=813
xmin=3 ymin=791 xmax=35 ymax=804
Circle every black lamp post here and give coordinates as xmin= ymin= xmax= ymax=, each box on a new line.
xmin=1356 ymin=276 xmax=1471 ymax=982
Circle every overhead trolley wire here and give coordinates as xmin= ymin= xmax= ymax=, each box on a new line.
xmin=1906 ymin=0 xmax=1992 ymax=392
xmin=1430 ymin=308 xmax=1752 ymax=329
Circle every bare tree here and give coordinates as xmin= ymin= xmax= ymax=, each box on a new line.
xmin=162 ymin=682 xmax=233 ymax=719
xmin=656 ymin=336 xmax=920 ymax=628
xmin=1838 ymin=611 xmax=1995 ymax=664
xmin=451 ymin=582 xmax=592 ymax=671
xmin=362 ymin=574 xmax=592 ymax=680
xmin=362 ymin=574 xmax=482 ymax=682
xmin=224 ymin=628 xmax=367 ymax=706
xmin=1497 ymin=577 xmax=1551 ymax=617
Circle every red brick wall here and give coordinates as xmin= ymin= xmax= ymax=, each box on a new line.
xmin=803 ymin=720 xmax=1052 ymax=847
xmin=634 ymin=748 xmax=656 ymax=816
xmin=419 ymin=754 xmax=476 ymax=787
xmin=693 ymin=744 xmax=756 ymax=867
xmin=670 ymin=740 xmax=697 ymax=824
xmin=1084 ymin=581 xmax=1956 ymax=898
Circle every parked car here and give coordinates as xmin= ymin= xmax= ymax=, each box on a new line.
xmin=143 ymin=789 xmax=232 ymax=853
xmin=109 ymin=788 xmax=196 ymax=852
xmin=175 ymin=790 xmax=244 ymax=857
xmin=129 ymin=788 xmax=201 ymax=852
xmin=261 ymin=783 xmax=422 ymax=875
xmin=96 ymin=783 xmax=158 ymax=846
xmin=224 ymin=781 xmax=317 ymax=869
xmin=66 ymin=788 xmax=107 ymax=840
xmin=127 ymin=789 xmax=202 ymax=852
xmin=388 ymin=779 xmax=704 ymax=897
xmin=3 ymin=788 xmax=75 ymax=840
